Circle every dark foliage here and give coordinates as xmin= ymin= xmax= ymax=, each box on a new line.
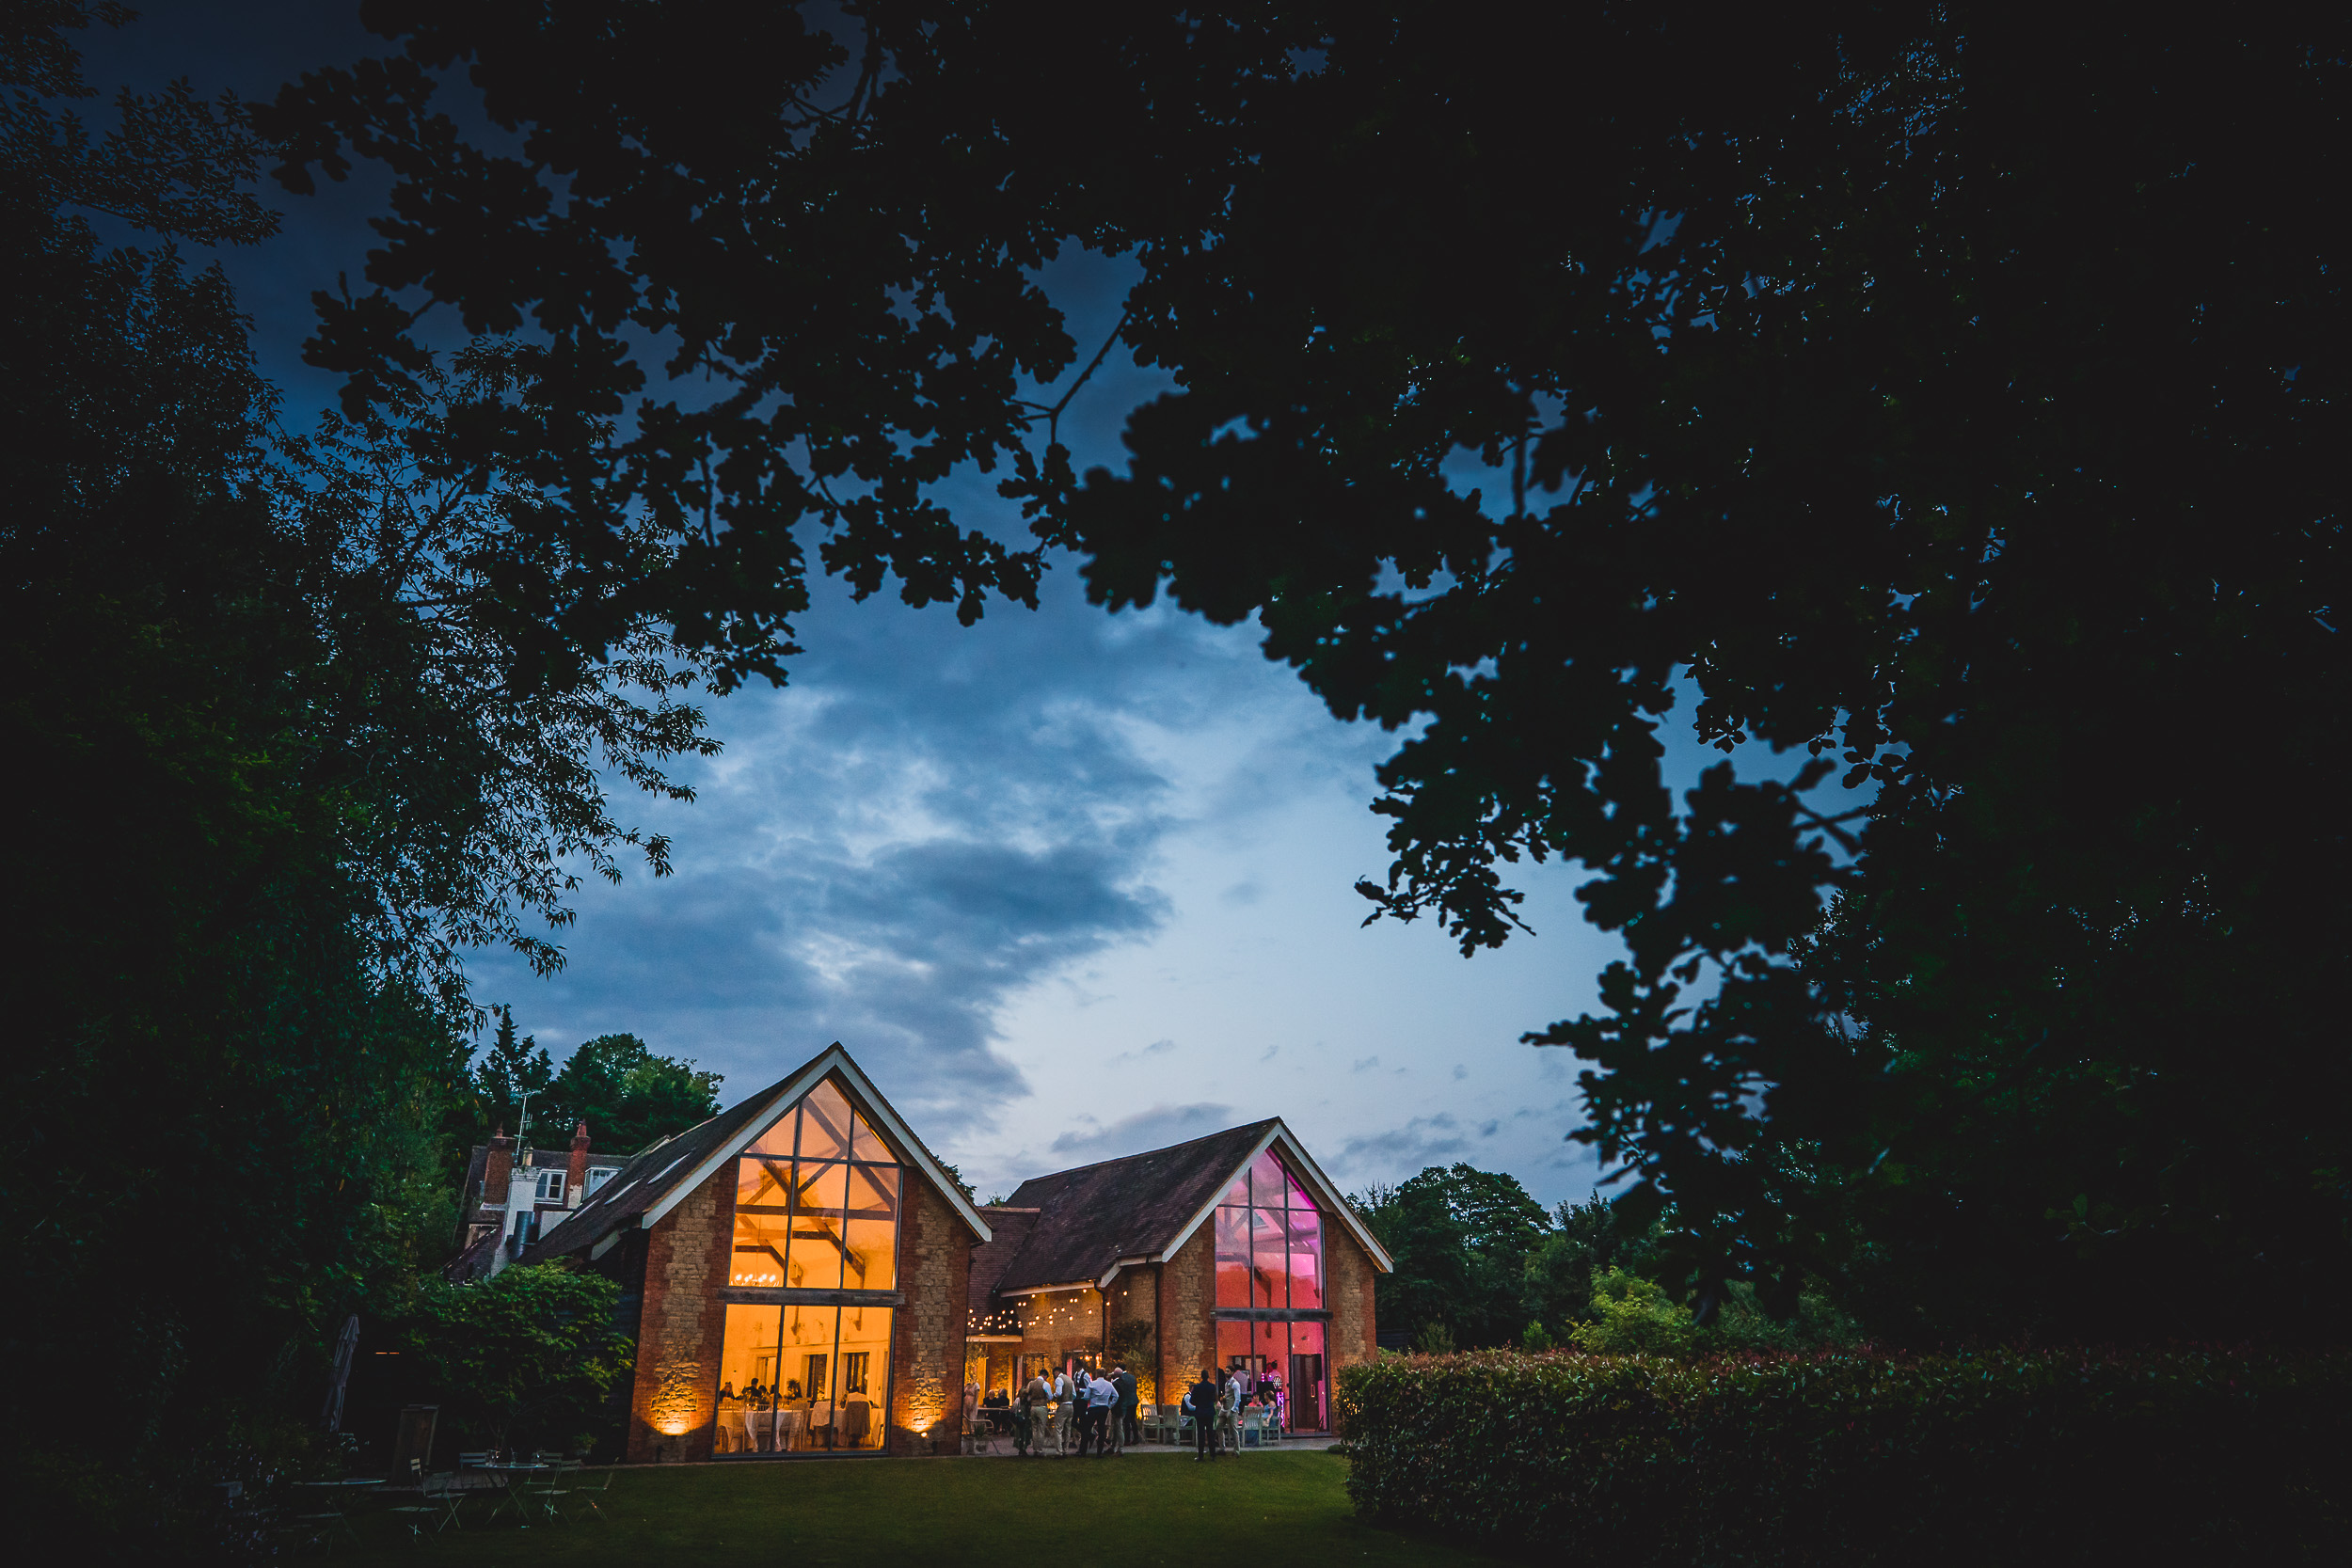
xmin=1340 ymin=1348 xmax=2352 ymax=1565
xmin=400 ymin=1262 xmax=631 ymax=1455
xmin=1355 ymin=1164 xmax=1552 ymax=1349
xmin=474 ymin=1005 xmax=554 ymax=1134
xmin=0 ymin=6 xmax=719 ymax=1540
xmin=1520 ymin=1197 xmax=1636 ymax=1336
xmin=532 ymin=1032 xmax=723 ymax=1158
xmin=2 ymin=6 xmax=453 ymax=1534
xmin=265 ymin=3 xmax=2352 ymax=1341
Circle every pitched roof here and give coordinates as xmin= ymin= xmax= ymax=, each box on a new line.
xmin=967 ymin=1207 xmax=1039 ymax=1323
xmin=516 ymin=1042 xmax=992 ymax=1266
xmin=975 ymin=1117 xmax=1392 ymax=1296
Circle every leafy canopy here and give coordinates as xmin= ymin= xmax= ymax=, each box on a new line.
xmin=265 ymin=3 xmax=2352 ymax=1340
xmin=2 ymin=2 xmax=737 ymax=1529
xmin=537 ymin=1032 xmax=723 ymax=1157
xmin=403 ymin=1262 xmax=631 ymax=1452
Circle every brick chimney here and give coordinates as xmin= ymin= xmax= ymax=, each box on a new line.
xmin=485 ymin=1127 xmax=515 ymax=1207
xmin=566 ymin=1121 xmax=591 ymax=1209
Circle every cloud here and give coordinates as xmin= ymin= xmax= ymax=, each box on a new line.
xmin=1351 ymin=1054 xmax=1380 ymax=1073
xmin=1045 ymin=1102 xmax=1238 ymax=1164
xmin=1108 ymin=1037 xmax=1179 ymax=1065
xmin=1328 ymin=1113 xmax=1470 ymax=1181
xmin=466 ymin=562 xmax=1264 ymax=1129
xmin=1452 ymin=1064 xmax=1469 ymax=1081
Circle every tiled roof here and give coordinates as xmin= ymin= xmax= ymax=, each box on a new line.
xmin=982 ymin=1119 xmax=1280 ymax=1294
xmin=967 ymin=1208 xmax=1039 ymax=1321
xmin=515 ymin=1089 xmax=779 ymax=1265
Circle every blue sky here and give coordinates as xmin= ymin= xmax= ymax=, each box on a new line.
xmin=85 ymin=3 xmax=1832 ymax=1209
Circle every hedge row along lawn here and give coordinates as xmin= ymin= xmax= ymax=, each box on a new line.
xmin=1340 ymin=1345 xmax=2352 ymax=1565
xmin=326 ymin=1450 xmax=1496 ymax=1565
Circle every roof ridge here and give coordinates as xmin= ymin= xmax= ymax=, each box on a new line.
xmin=1017 ymin=1116 xmax=1280 ymax=1187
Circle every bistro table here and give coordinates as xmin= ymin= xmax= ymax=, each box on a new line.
xmin=478 ymin=1462 xmax=557 ymax=1527
xmin=288 ymin=1478 xmax=384 ymax=1549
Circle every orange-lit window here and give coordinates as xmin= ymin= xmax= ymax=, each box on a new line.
xmin=713 ymin=1304 xmax=895 ymax=1454
xmin=730 ymin=1078 xmax=902 ymax=1291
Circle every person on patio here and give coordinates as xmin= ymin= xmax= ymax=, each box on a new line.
xmin=1081 ymin=1368 xmax=1115 ymax=1456
xmin=1052 ymin=1366 xmax=1076 ymax=1455
xmin=1113 ymin=1363 xmax=1138 ymax=1451
xmin=1025 ymin=1370 xmax=1053 ymax=1459
xmin=1189 ymin=1369 xmax=1221 ymax=1461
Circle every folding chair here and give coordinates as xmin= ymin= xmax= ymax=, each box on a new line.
xmin=567 ymin=1465 xmax=618 ymax=1525
xmin=524 ymin=1458 xmax=581 ymax=1523
xmin=388 ymin=1460 xmax=468 ymax=1541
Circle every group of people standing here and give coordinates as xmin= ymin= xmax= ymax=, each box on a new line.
xmin=1179 ymin=1365 xmax=1284 ymax=1460
xmin=993 ymin=1363 xmax=1141 ymax=1458
xmin=965 ymin=1360 xmax=1287 ymax=1460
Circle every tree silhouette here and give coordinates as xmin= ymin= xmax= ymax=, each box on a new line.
xmin=265 ymin=4 xmax=2351 ymax=1340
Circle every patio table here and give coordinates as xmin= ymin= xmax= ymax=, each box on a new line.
xmin=478 ymin=1463 xmax=555 ymax=1527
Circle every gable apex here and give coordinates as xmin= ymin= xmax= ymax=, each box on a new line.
xmin=638 ymin=1042 xmax=993 ymax=1243
xmin=524 ymin=1042 xmax=990 ymax=1264
xmin=1152 ymin=1118 xmax=1394 ymax=1276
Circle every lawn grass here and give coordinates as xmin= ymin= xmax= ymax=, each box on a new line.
xmin=327 ymin=1451 xmax=1496 ymax=1565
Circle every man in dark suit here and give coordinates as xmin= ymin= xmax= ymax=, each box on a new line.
xmin=1190 ymin=1369 xmax=1221 ymax=1460
xmin=1113 ymin=1363 xmax=1139 ymax=1450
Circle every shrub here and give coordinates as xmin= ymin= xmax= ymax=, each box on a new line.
xmin=1565 ymin=1267 xmax=1698 ymax=1356
xmin=404 ymin=1263 xmax=631 ymax=1454
xmin=1338 ymin=1345 xmax=2351 ymax=1565
xmin=1703 ymin=1277 xmax=1861 ymax=1353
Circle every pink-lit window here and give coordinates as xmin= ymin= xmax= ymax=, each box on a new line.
xmin=1211 ymin=1149 xmax=1326 ymax=1312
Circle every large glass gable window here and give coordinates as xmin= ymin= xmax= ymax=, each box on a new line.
xmin=1213 ymin=1148 xmax=1330 ymax=1432
xmin=714 ymin=1078 xmax=901 ymax=1455
xmin=731 ymin=1078 xmax=900 ymax=1291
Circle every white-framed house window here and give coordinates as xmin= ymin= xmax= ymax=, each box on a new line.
xmin=535 ymin=1169 xmax=565 ymax=1202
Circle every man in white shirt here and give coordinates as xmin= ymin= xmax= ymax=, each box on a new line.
xmin=1084 ymin=1370 xmax=1118 ymax=1456
xmin=1052 ymin=1368 xmax=1075 ymax=1455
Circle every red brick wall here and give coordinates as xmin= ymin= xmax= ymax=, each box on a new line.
xmin=1159 ymin=1224 xmax=1214 ymax=1389
xmin=886 ymin=1180 xmax=970 ymax=1454
xmin=624 ymin=1170 xmax=727 ymax=1463
xmin=1326 ymin=1223 xmax=1379 ymax=1433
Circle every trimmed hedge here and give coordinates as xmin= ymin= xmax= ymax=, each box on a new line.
xmin=1337 ymin=1345 xmax=2350 ymax=1564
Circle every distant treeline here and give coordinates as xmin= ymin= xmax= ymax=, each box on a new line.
xmin=1353 ymin=1166 xmax=1856 ymax=1356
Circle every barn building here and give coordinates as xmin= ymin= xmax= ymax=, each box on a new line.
xmin=514 ymin=1042 xmax=1387 ymax=1460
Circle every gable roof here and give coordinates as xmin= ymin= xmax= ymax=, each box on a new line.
xmin=977 ymin=1117 xmax=1392 ymax=1297
xmin=519 ymin=1042 xmax=992 ymax=1266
